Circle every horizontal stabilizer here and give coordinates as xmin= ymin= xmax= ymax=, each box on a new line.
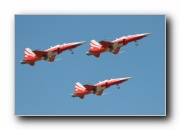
xmin=28 ymin=62 xmax=35 ymax=66
xmin=79 ymin=95 xmax=84 ymax=99
xmin=94 ymin=53 xmax=100 ymax=58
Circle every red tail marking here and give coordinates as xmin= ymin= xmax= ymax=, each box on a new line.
xmin=90 ymin=40 xmax=101 ymax=48
xmin=75 ymin=83 xmax=85 ymax=93
xmin=24 ymin=48 xmax=36 ymax=60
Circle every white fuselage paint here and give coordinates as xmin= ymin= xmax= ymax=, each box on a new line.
xmin=44 ymin=51 xmax=58 ymax=61
xmin=106 ymin=42 xmax=123 ymax=52
xmin=92 ymin=86 xmax=106 ymax=95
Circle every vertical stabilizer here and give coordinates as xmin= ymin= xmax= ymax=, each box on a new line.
xmin=75 ymin=82 xmax=85 ymax=93
xmin=71 ymin=82 xmax=86 ymax=99
xmin=90 ymin=40 xmax=101 ymax=48
xmin=24 ymin=48 xmax=36 ymax=60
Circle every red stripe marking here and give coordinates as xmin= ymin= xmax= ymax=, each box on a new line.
xmin=25 ymin=50 xmax=35 ymax=56
xmin=90 ymin=42 xmax=101 ymax=47
xmin=75 ymin=84 xmax=84 ymax=90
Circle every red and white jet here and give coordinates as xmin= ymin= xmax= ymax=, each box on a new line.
xmin=71 ymin=77 xmax=132 ymax=99
xmin=86 ymin=33 xmax=151 ymax=57
xmin=20 ymin=41 xmax=86 ymax=66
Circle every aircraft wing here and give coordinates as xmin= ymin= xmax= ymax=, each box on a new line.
xmin=83 ymin=84 xmax=96 ymax=90
xmin=99 ymin=40 xmax=113 ymax=47
xmin=48 ymin=55 xmax=56 ymax=62
xmin=112 ymin=47 xmax=121 ymax=54
xmin=33 ymin=50 xmax=47 ymax=57
xmin=97 ymin=89 xmax=104 ymax=96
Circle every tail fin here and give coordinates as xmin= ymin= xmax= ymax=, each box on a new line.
xmin=89 ymin=40 xmax=101 ymax=58
xmin=24 ymin=48 xmax=36 ymax=60
xmin=90 ymin=40 xmax=101 ymax=48
xmin=75 ymin=82 xmax=86 ymax=93
xmin=71 ymin=82 xmax=86 ymax=99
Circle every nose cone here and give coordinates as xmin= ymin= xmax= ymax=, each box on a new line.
xmin=77 ymin=41 xmax=86 ymax=45
xmin=71 ymin=41 xmax=86 ymax=46
xmin=122 ymin=77 xmax=132 ymax=81
xmin=128 ymin=32 xmax=151 ymax=42
xmin=117 ymin=77 xmax=132 ymax=81
xmin=138 ymin=32 xmax=152 ymax=37
xmin=126 ymin=33 xmax=151 ymax=43
xmin=125 ymin=77 xmax=132 ymax=80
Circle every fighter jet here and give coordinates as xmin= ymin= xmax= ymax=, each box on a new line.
xmin=20 ymin=41 xmax=86 ymax=66
xmin=86 ymin=33 xmax=151 ymax=57
xmin=71 ymin=77 xmax=132 ymax=99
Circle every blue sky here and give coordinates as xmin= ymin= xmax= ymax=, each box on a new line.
xmin=15 ymin=15 xmax=165 ymax=116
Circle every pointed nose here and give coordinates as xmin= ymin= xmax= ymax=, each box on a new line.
xmin=72 ymin=41 xmax=86 ymax=45
xmin=78 ymin=41 xmax=86 ymax=45
xmin=138 ymin=32 xmax=152 ymax=37
xmin=125 ymin=77 xmax=132 ymax=80
xmin=143 ymin=32 xmax=152 ymax=37
xmin=117 ymin=77 xmax=132 ymax=81
xmin=125 ymin=33 xmax=151 ymax=43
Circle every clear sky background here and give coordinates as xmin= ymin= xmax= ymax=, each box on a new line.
xmin=15 ymin=15 xmax=165 ymax=116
